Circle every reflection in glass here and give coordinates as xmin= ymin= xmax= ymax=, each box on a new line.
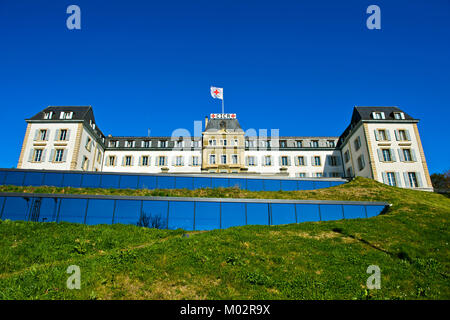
xmin=62 ymin=173 xmax=82 ymax=188
xmin=100 ymin=175 xmax=121 ymax=189
xmin=212 ymin=178 xmax=229 ymax=189
xmin=58 ymin=199 xmax=87 ymax=223
xmin=246 ymin=203 xmax=269 ymax=226
xmin=43 ymin=172 xmax=63 ymax=187
xmin=119 ymin=175 xmax=139 ymax=189
xmin=158 ymin=176 xmax=175 ymax=189
xmin=81 ymin=174 xmax=101 ymax=188
xmin=0 ymin=171 xmax=5 ymax=185
xmin=113 ymin=200 xmax=141 ymax=225
xmin=175 ymin=177 xmax=194 ymax=190
xmin=194 ymin=202 xmax=220 ymax=230
xmin=229 ymin=178 xmax=246 ymax=190
xmin=85 ymin=199 xmax=115 ymax=225
xmin=139 ymin=176 xmax=157 ymax=189
xmin=342 ymin=205 xmax=366 ymax=219
xmin=1 ymin=197 xmax=30 ymax=220
xmin=366 ymin=205 xmax=384 ymax=218
xmin=221 ymin=202 xmax=246 ymax=229
xmin=319 ymin=204 xmax=344 ymax=221
xmin=247 ymin=179 xmax=264 ymax=191
xmin=193 ymin=177 xmax=211 ymax=189
xmin=271 ymin=203 xmax=296 ymax=225
xmin=168 ymin=201 xmax=194 ymax=230
xmin=297 ymin=204 xmax=320 ymax=222
xmin=29 ymin=197 xmax=58 ymax=222
xmin=4 ymin=172 xmax=25 ymax=186
xmin=23 ymin=172 xmax=44 ymax=186
xmin=141 ymin=201 xmax=169 ymax=229
xmin=281 ymin=180 xmax=298 ymax=191
xmin=264 ymin=180 xmax=281 ymax=191
xmin=298 ymin=181 xmax=315 ymax=191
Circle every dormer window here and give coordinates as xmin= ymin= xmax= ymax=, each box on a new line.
xmin=280 ymin=140 xmax=287 ymax=148
xmin=296 ymin=140 xmax=302 ymax=148
xmin=60 ymin=112 xmax=73 ymax=119
xmin=109 ymin=140 xmax=119 ymax=148
xmin=142 ymin=140 xmax=151 ymax=148
xmin=125 ymin=140 xmax=135 ymax=148
xmin=393 ymin=112 xmax=405 ymax=120
xmin=311 ymin=140 xmax=319 ymax=148
xmin=44 ymin=112 xmax=53 ymax=119
xmin=158 ymin=140 xmax=168 ymax=148
xmin=372 ymin=112 xmax=385 ymax=120
xmin=327 ymin=140 xmax=335 ymax=148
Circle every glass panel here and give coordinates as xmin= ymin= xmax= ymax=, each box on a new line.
xmin=29 ymin=197 xmax=58 ymax=222
xmin=212 ymin=178 xmax=229 ymax=189
xmin=366 ymin=205 xmax=385 ymax=218
xmin=342 ymin=205 xmax=366 ymax=219
xmin=119 ymin=175 xmax=139 ymax=189
xmin=139 ymin=176 xmax=157 ymax=189
xmin=62 ymin=173 xmax=82 ymax=188
xmin=85 ymin=199 xmax=115 ymax=225
xmin=330 ymin=181 xmax=344 ymax=187
xmin=23 ymin=172 xmax=44 ymax=186
xmin=264 ymin=179 xmax=281 ymax=191
xmin=271 ymin=203 xmax=296 ymax=225
xmin=193 ymin=177 xmax=211 ymax=189
xmin=298 ymin=181 xmax=315 ymax=191
xmin=43 ymin=172 xmax=64 ymax=187
xmin=281 ymin=180 xmax=298 ymax=191
xmin=4 ymin=172 xmax=25 ymax=186
xmin=1 ymin=196 xmax=30 ymax=220
xmin=246 ymin=203 xmax=269 ymax=226
xmin=221 ymin=202 xmax=246 ymax=229
xmin=246 ymin=179 xmax=264 ymax=191
xmin=100 ymin=174 xmax=121 ymax=189
xmin=0 ymin=171 xmax=6 ymax=185
xmin=320 ymin=204 xmax=344 ymax=221
xmin=229 ymin=178 xmax=246 ymax=190
xmin=194 ymin=202 xmax=220 ymax=231
xmin=157 ymin=176 xmax=175 ymax=189
xmin=141 ymin=200 xmax=169 ymax=229
xmin=113 ymin=200 xmax=141 ymax=225
xmin=168 ymin=201 xmax=194 ymax=230
xmin=315 ymin=181 xmax=331 ymax=189
xmin=57 ymin=199 xmax=87 ymax=223
xmin=175 ymin=177 xmax=194 ymax=190
xmin=297 ymin=204 xmax=320 ymax=222
xmin=81 ymin=174 xmax=101 ymax=188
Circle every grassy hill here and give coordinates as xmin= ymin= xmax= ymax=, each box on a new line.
xmin=0 ymin=177 xmax=449 ymax=299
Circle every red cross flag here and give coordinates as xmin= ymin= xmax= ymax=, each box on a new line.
xmin=210 ymin=86 xmax=223 ymax=100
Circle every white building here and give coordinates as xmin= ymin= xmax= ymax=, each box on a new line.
xmin=17 ymin=106 xmax=433 ymax=191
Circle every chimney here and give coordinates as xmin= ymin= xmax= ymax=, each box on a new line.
xmin=205 ymin=116 xmax=208 ymax=128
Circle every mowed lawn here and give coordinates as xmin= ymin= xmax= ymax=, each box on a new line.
xmin=0 ymin=177 xmax=449 ymax=299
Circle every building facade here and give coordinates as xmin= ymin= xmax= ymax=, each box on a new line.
xmin=17 ymin=106 xmax=433 ymax=191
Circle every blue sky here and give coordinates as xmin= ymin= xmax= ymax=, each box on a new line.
xmin=0 ymin=0 xmax=449 ymax=173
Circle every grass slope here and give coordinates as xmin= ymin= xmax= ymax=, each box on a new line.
xmin=0 ymin=177 xmax=449 ymax=300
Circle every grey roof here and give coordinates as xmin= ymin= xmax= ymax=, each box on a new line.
xmin=205 ymin=118 xmax=244 ymax=132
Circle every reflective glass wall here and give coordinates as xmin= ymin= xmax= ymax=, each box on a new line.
xmin=0 ymin=194 xmax=387 ymax=231
xmin=0 ymin=169 xmax=346 ymax=191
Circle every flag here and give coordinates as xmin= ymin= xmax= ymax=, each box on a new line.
xmin=210 ymin=86 xmax=223 ymax=100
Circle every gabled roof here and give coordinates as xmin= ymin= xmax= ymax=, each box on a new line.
xmin=27 ymin=106 xmax=96 ymax=122
xmin=204 ymin=118 xmax=244 ymax=133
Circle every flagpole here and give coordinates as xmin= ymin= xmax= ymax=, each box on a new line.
xmin=222 ymin=96 xmax=224 ymax=114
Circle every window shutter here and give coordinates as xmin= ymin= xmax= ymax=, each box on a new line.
xmin=171 ymin=156 xmax=176 ymax=165
xmin=416 ymin=172 xmax=423 ymax=187
xmin=287 ymin=156 xmax=291 ymax=166
xmin=278 ymin=156 xmax=282 ymax=166
xmin=294 ymin=156 xmax=299 ymax=166
xmin=28 ymin=149 xmax=34 ymax=162
xmin=69 ymin=112 xmax=73 ymax=119
xmin=261 ymin=156 xmax=265 ymax=166
xmin=371 ymin=112 xmax=376 ymax=119
xmin=49 ymin=149 xmax=55 ymax=162
xmin=394 ymin=130 xmax=399 ymax=141
xmin=254 ymin=156 xmax=258 ymax=166
xmin=403 ymin=172 xmax=410 ymax=187
xmin=401 ymin=113 xmax=405 ymax=120
xmin=395 ymin=172 xmax=401 ymax=187
xmin=377 ymin=149 xmax=383 ymax=162
xmin=155 ymin=157 xmax=159 ymax=166
xmin=397 ymin=149 xmax=403 ymax=162
xmin=33 ymin=130 xmax=39 ymax=141
xmin=138 ymin=156 xmax=142 ymax=166
xmin=381 ymin=112 xmax=385 ymax=119
xmin=382 ymin=172 xmax=388 ymax=184
xmin=411 ymin=149 xmax=417 ymax=162
xmin=311 ymin=156 xmax=314 ymax=165
xmin=60 ymin=112 xmax=64 ymax=119
xmin=181 ymin=156 xmax=184 ymax=166
xmin=54 ymin=130 xmax=59 ymax=141
xmin=122 ymin=156 xmax=125 ymax=166
xmin=391 ymin=149 xmax=396 ymax=162
xmin=374 ymin=130 xmax=379 ymax=141
xmin=130 ymin=156 xmax=134 ymax=166
xmin=62 ymin=150 xmax=67 ymax=162
xmin=386 ymin=130 xmax=391 ymax=141
xmin=304 ymin=157 xmax=308 ymax=166
xmin=41 ymin=149 xmax=47 ymax=162
xmin=245 ymin=156 xmax=249 ymax=166
xmin=405 ymin=130 xmax=411 ymax=141
xmin=189 ymin=156 xmax=193 ymax=166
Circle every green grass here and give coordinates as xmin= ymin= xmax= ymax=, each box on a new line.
xmin=0 ymin=177 xmax=449 ymax=299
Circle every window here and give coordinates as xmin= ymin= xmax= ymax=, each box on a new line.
xmin=108 ymin=156 xmax=116 ymax=166
xmin=382 ymin=149 xmax=392 ymax=162
xmin=158 ymin=140 xmax=168 ymax=148
xmin=357 ymin=155 xmax=365 ymax=171
xmin=208 ymin=139 xmax=217 ymax=146
xmin=329 ymin=172 xmax=341 ymax=177
xmin=124 ymin=156 xmax=132 ymax=166
xmin=397 ymin=129 xmax=410 ymax=141
xmin=264 ymin=156 xmax=272 ymax=166
xmin=96 ymin=150 xmax=102 ymax=164
xmin=192 ymin=140 xmax=200 ymax=148
xmin=109 ymin=140 xmax=119 ymax=148
xmin=386 ymin=172 xmax=397 ymax=186
xmin=354 ymin=136 xmax=361 ymax=151
xmin=39 ymin=129 xmax=47 ymax=141
xmin=315 ymin=173 xmax=323 ymax=177
xmin=175 ymin=140 xmax=183 ymax=148
xmin=297 ymin=173 xmax=306 ymax=178
xmin=311 ymin=140 xmax=319 ymax=148
xmin=408 ymin=172 xmax=418 ymax=188
xmin=55 ymin=149 xmax=64 ymax=162
xmin=329 ymin=156 xmax=338 ymax=166
xmin=82 ymin=156 xmax=89 ymax=170
xmin=33 ymin=149 xmax=43 ymax=162
xmin=394 ymin=112 xmax=405 ymax=120
xmin=175 ymin=156 xmax=184 ymax=166
xmin=280 ymin=140 xmax=287 ymax=148
xmin=85 ymin=137 xmax=92 ymax=151
xmin=221 ymin=155 xmax=227 ymax=164
xmin=344 ymin=150 xmax=350 ymax=163
xmin=209 ymin=154 xmax=216 ymax=165
xmin=248 ymin=156 xmax=256 ymax=166
xmin=403 ymin=149 xmax=412 ymax=162
xmin=60 ymin=112 xmax=73 ymax=119
xmin=221 ymin=139 xmax=227 ymax=146
xmin=328 ymin=140 xmax=335 ymax=148
xmin=346 ymin=167 xmax=353 ymax=177
xmin=296 ymin=140 xmax=303 ymax=148
xmin=313 ymin=156 xmax=321 ymax=166
xmin=142 ymin=156 xmax=149 ymax=166
xmin=232 ymin=154 xmax=238 ymax=164
xmin=158 ymin=156 xmax=167 ymax=166
xmin=59 ymin=129 xmax=67 ymax=141
xmin=377 ymin=129 xmax=388 ymax=141
xmin=43 ymin=112 xmax=53 ymax=119
xmin=297 ymin=156 xmax=305 ymax=166
xmin=281 ymin=156 xmax=288 ymax=166
xmin=372 ymin=112 xmax=385 ymax=120
xmin=143 ymin=140 xmax=151 ymax=148
xmin=192 ymin=156 xmax=200 ymax=166
xmin=125 ymin=140 xmax=135 ymax=148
